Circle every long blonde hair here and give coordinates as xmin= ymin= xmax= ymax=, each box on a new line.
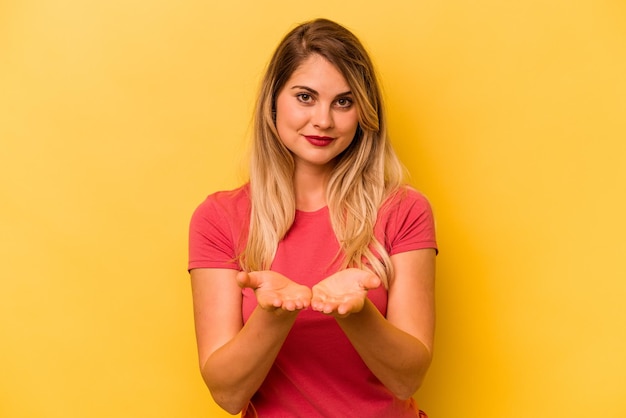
xmin=241 ymin=18 xmax=404 ymax=287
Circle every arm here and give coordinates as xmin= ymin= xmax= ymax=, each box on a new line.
xmin=190 ymin=268 xmax=310 ymax=414
xmin=311 ymin=249 xmax=436 ymax=399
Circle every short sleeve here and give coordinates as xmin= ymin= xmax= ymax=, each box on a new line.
xmin=188 ymin=193 xmax=243 ymax=271
xmin=378 ymin=187 xmax=438 ymax=256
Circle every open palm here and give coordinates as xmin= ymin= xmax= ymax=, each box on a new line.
xmin=311 ymin=268 xmax=381 ymax=317
xmin=237 ymin=270 xmax=312 ymax=314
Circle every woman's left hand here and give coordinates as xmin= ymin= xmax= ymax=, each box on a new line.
xmin=311 ymin=268 xmax=381 ymax=317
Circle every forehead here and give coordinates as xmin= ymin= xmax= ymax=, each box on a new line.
xmin=285 ymin=54 xmax=351 ymax=92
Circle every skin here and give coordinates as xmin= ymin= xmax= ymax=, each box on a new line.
xmin=275 ymin=54 xmax=359 ymax=174
xmin=274 ymin=54 xmax=359 ymax=211
xmin=190 ymin=54 xmax=436 ymax=414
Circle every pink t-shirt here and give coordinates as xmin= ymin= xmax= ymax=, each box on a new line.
xmin=188 ymin=184 xmax=437 ymax=417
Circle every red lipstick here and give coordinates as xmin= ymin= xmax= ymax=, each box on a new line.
xmin=304 ymin=135 xmax=334 ymax=146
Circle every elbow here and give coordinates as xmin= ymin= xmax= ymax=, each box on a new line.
xmin=391 ymin=380 xmax=422 ymax=401
xmin=209 ymin=388 xmax=249 ymax=415
xmin=217 ymin=400 xmax=246 ymax=416
xmin=394 ymin=391 xmax=416 ymax=402
xmin=389 ymin=370 xmax=427 ymax=400
xmin=392 ymin=346 xmax=432 ymax=399
xmin=200 ymin=369 xmax=249 ymax=415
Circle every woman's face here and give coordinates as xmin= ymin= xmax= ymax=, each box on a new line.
xmin=274 ymin=54 xmax=359 ymax=172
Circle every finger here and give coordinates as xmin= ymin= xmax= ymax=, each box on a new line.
xmin=282 ymin=299 xmax=296 ymax=311
xmin=310 ymin=294 xmax=326 ymax=311
xmin=323 ymin=302 xmax=338 ymax=315
xmin=255 ymin=293 xmax=277 ymax=310
xmin=299 ymin=296 xmax=311 ymax=309
xmin=337 ymin=303 xmax=350 ymax=316
xmin=290 ymin=300 xmax=301 ymax=311
xmin=272 ymin=297 xmax=283 ymax=308
xmin=310 ymin=299 xmax=323 ymax=312
xmin=291 ymin=297 xmax=306 ymax=310
xmin=361 ymin=274 xmax=382 ymax=290
xmin=236 ymin=271 xmax=252 ymax=288
xmin=241 ymin=271 xmax=268 ymax=290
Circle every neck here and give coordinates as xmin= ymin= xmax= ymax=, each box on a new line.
xmin=293 ymin=164 xmax=331 ymax=212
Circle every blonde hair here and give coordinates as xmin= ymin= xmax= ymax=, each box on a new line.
xmin=241 ymin=18 xmax=404 ymax=287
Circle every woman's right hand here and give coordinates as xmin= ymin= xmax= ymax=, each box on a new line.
xmin=236 ymin=271 xmax=312 ymax=314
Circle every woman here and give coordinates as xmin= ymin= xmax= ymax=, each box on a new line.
xmin=189 ymin=18 xmax=437 ymax=417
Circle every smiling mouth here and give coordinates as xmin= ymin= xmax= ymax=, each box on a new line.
xmin=304 ymin=135 xmax=334 ymax=146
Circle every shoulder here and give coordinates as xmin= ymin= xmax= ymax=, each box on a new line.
xmin=381 ymin=185 xmax=433 ymax=216
xmin=199 ymin=183 xmax=250 ymax=208
xmin=188 ymin=184 xmax=250 ymax=270
xmin=376 ymin=185 xmax=437 ymax=254
xmin=193 ymin=184 xmax=251 ymax=219
xmin=190 ymin=184 xmax=251 ymax=235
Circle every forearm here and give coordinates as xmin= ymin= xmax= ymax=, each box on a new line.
xmin=201 ymin=306 xmax=298 ymax=414
xmin=336 ymin=299 xmax=432 ymax=399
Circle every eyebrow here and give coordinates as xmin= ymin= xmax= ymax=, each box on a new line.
xmin=290 ymin=85 xmax=353 ymax=98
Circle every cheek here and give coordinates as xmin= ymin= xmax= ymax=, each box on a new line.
xmin=275 ymin=101 xmax=301 ymax=129
xmin=339 ymin=112 xmax=360 ymax=135
xmin=275 ymin=110 xmax=304 ymax=145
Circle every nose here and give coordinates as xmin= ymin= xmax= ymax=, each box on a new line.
xmin=311 ymin=105 xmax=334 ymax=130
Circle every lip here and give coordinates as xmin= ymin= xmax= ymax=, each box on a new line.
xmin=304 ymin=135 xmax=335 ymax=147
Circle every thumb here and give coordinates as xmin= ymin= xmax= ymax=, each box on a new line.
xmin=236 ymin=271 xmax=255 ymax=289
xmin=361 ymin=274 xmax=382 ymax=291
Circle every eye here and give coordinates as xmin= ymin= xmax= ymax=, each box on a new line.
xmin=335 ymin=97 xmax=353 ymax=108
xmin=296 ymin=93 xmax=313 ymax=103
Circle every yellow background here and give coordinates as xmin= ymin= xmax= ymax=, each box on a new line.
xmin=2 ymin=1 xmax=625 ymax=417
